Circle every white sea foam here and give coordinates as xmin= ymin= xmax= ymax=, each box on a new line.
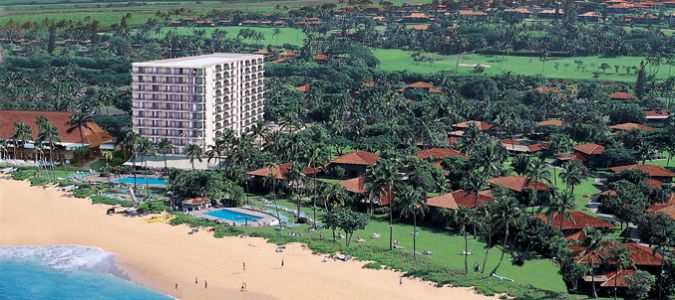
xmin=0 ymin=245 xmax=127 ymax=278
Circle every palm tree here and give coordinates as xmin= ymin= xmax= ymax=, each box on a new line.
xmin=607 ymin=246 xmax=634 ymax=300
xmin=286 ymin=162 xmax=306 ymax=222
xmin=398 ymin=185 xmax=427 ymax=260
xmin=490 ymin=194 xmax=524 ymax=275
xmin=136 ymin=137 xmax=155 ymax=199
xmin=263 ymin=160 xmax=283 ymax=231
xmin=250 ymin=120 xmax=271 ymax=148
xmin=477 ymin=202 xmax=495 ymax=274
xmin=320 ymin=182 xmax=349 ymax=211
xmin=123 ymin=131 xmax=140 ymax=189
xmin=12 ymin=122 xmax=32 ymax=160
xmin=67 ymin=111 xmax=93 ymax=148
xmin=461 ymin=168 xmax=486 ymax=237
xmin=36 ymin=120 xmax=60 ymax=181
xmin=561 ymin=160 xmax=588 ymax=194
xmin=0 ymin=139 xmax=7 ymax=160
xmin=454 ymin=206 xmax=476 ymax=274
xmin=184 ymin=143 xmax=203 ymax=170
xmin=365 ymin=159 xmax=400 ymax=250
xmin=578 ymin=228 xmax=605 ymax=298
xmin=304 ymin=144 xmax=329 ymax=228
xmin=156 ymin=138 xmax=173 ymax=169
xmin=206 ymin=137 xmax=225 ymax=169
xmin=543 ymin=190 xmax=575 ymax=234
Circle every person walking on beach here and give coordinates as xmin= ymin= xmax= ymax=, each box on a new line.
xmin=204 ymin=280 xmax=208 ymax=289
xmin=240 ymin=282 xmax=247 ymax=292
xmin=175 ymin=283 xmax=178 ymax=289
xmin=399 ymin=277 xmax=403 ymax=286
xmin=195 ymin=276 xmax=198 ymax=285
xmin=281 ymin=258 xmax=285 ymax=269
xmin=243 ymin=262 xmax=246 ymax=272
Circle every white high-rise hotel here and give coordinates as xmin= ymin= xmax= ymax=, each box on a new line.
xmin=131 ymin=53 xmax=265 ymax=153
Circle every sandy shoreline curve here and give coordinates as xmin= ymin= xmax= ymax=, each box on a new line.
xmin=0 ymin=178 xmax=496 ymax=300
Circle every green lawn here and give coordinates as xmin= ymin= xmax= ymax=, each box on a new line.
xmin=157 ymin=26 xmax=306 ymax=47
xmin=546 ymin=166 xmax=601 ymax=214
xmin=373 ymin=48 xmax=672 ymax=82
xmin=250 ymin=195 xmax=569 ymax=294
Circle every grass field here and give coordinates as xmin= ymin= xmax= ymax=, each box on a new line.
xmin=373 ymin=48 xmax=674 ymax=82
xmin=157 ymin=26 xmax=306 ymax=46
xmin=0 ymin=0 xmax=327 ymax=26
xmin=249 ymin=195 xmax=569 ymax=294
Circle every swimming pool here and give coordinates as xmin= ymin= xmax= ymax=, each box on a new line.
xmin=205 ymin=209 xmax=263 ymax=223
xmin=113 ymin=176 xmax=169 ymax=185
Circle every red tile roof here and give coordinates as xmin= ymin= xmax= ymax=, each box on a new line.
xmin=416 ymin=148 xmax=466 ymax=161
xmin=339 ymin=176 xmax=367 ymax=193
xmin=644 ymin=111 xmax=669 ymax=119
xmin=406 ymin=81 xmax=434 ymax=89
xmin=559 ymin=152 xmax=589 ymax=162
xmin=278 ymin=50 xmax=297 ymax=58
xmin=453 ymin=120 xmax=493 ymax=131
xmin=339 ymin=176 xmax=392 ymax=206
xmin=253 ymin=49 xmax=270 ymax=55
xmin=0 ymin=110 xmax=113 ymax=147
xmin=488 ymin=175 xmax=549 ymax=192
xmin=426 ymin=189 xmax=495 ymax=209
xmin=647 ymin=193 xmax=675 ymax=220
xmin=534 ymin=86 xmax=561 ymax=93
xmin=573 ymin=143 xmax=605 ymax=155
xmin=182 ymin=197 xmax=210 ymax=205
xmin=610 ymin=123 xmax=654 ymax=132
xmin=295 ymin=84 xmax=310 ymax=93
xmin=600 ymin=269 xmax=636 ymax=287
xmin=313 ymin=53 xmax=328 ymax=62
xmin=330 ymin=151 xmax=379 ymax=166
xmin=246 ymin=163 xmax=319 ymax=180
xmin=410 ymin=25 xmax=429 ymax=31
xmin=458 ymin=10 xmax=488 ymax=16
xmin=501 ymin=141 xmax=544 ymax=153
xmin=428 ymin=87 xmax=442 ymax=93
xmin=574 ymin=242 xmax=662 ymax=266
xmin=534 ymin=211 xmax=614 ymax=231
xmin=609 ymin=92 xmax=637 ymax=100
xmin=537 ymin=119 xmax=565 ymax=127
xmin=361 ymin=81 xmax=375 ymax=88
xmin=609 ymin=164 xmax=675 ymax=178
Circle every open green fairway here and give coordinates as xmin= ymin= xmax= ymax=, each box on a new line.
xmin=373 ymin=48 xmax=672 ymax=82
xmin=157 ymin=26 xmax=306 ymax=47
xmin=0 ymin=0 xmax=329 ymax=27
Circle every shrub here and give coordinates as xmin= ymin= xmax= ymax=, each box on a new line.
xmin=137 ymin=201 xmax=169 ymax=214
xmin=91 ymin=195 xmax=133 ymax=207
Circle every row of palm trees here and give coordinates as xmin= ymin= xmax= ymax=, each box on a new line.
xmin=1 ymin=118 xmax=62 ymax=181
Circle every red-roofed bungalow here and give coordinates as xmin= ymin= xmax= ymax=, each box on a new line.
xmin=326 ymin=151 xmax=379 ymax=178
xmin=0 ymin=110 xmax=114 ymax=162
xmin=338 ymin=176 xmax=392 ymax=206
xmin=488 ymin=175 xmax=549 ymax=192
xmin=610 ymin=164 xmax=675 ymax=183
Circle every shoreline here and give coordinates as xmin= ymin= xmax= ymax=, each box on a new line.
xmin=0 ymin=178 xmax=496 ymax=300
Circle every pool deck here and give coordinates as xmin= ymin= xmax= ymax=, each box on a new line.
xmin=193 ymin=207 xmax=278 ymax=227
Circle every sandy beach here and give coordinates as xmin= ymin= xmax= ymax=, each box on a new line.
xmin=0 ymin=178 xmax=495 ymax=300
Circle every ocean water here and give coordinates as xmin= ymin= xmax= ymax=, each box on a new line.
xmin=0 ymin=245 xmax=172 ymax=300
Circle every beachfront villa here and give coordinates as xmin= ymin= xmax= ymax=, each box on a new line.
xmin=131 ymin=53 xmax=265 ymax=154
xmin=0 ymin=110 xmax=114 ymax=163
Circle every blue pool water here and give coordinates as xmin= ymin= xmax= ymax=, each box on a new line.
xmin=205 ymin=209 xmax=264 ymax=223
xmin=113 ymin=176 xmax=169 ymax=185
xmin=0 ymin=245 xmax=171 ymax=300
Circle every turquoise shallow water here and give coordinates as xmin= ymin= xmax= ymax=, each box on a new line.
xmin=0 ymin=246 xmax=171 ymax=300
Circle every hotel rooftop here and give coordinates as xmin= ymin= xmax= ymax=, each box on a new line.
xmin=133 ymin=53 xmax=263 ymax=68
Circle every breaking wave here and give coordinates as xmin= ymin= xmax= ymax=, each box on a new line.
xmin=0 ymin=245 xmax=127 ymax=278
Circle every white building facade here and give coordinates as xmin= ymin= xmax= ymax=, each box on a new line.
xmin=131 ymin=53 xmax=265 ymax=153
